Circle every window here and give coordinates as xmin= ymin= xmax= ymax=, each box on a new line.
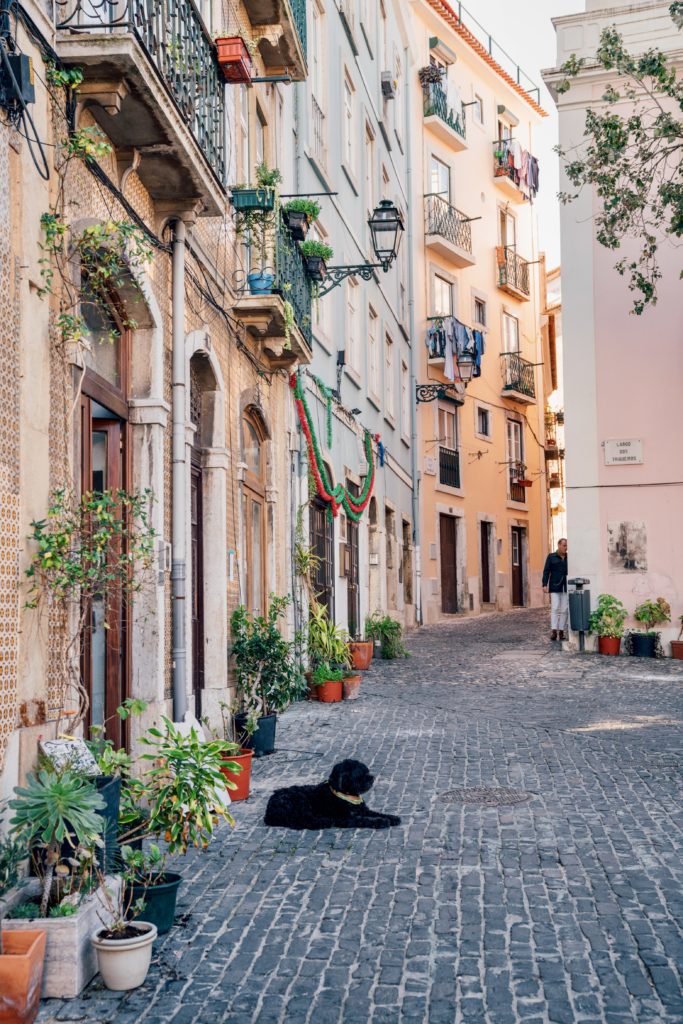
xmin=473 ymin=94 xmax=484 ymax=124
xmin=384 ymin=333 xmax=394 ymax=418
xmin=477 ymin=406 xmax=491 ymax=438
xmin=365 ymin=123 xmax=376 ymax=214
xmin=343 ymin=73 xmax=355 ymax=171
xmin=433 ymin=274 xmax=453 ymax=317
xmin=379 ymin=0 xmax=387 ymax=69
xmin=474 ymin=297 xmax=487 ymax=327
xmin=242 ymin=412 xmax=267 ymax=617
xmin=430 ymin=155 xmax=450 ymax=199
xmin=439 ymin=405 xmax=458 ymax=450
xmin=346 ymin=278 xmax=360 ymax=371
xmin=368 ymin=306 xmax=379 ymax=397
xmin=239 ymin=85 xmax=250 ymax=183
xmin=311 ymin=2 xmax=324 ymax=103
xmin=255 ymin=107 xmax=266 ymax=169
xmin=499 ymin=208 xmax=516 ymax=248
xmin=502 ymin=312 xmax=520 ymax=353
xmin=507 ymin=418 xmax=523 ymax=467
xmin=401 ymin=360 xmax=409 ymax=436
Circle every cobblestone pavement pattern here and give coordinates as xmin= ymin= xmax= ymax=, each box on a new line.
xmin=38 ymin=609 xmax=683 ymax=1024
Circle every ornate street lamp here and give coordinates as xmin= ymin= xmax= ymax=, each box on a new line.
xmin=318 ymin=199 xmax=405 ymax=295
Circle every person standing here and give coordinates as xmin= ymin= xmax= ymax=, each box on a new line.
xmin=542 ymin=538 xmax=568 ymax=640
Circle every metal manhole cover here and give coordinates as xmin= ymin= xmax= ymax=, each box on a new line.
xmin=441 ymin=787 xmax=532 ymax=806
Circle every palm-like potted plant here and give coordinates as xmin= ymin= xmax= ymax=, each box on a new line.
xmin=307 ymin=601 xmax=356 ymax=702
xmin=588 ymin=594 xmax=627 ymax=655
xmin=230 ymin=595 xmax=305 ymax=755
xmin=365 ymin=612 xmax=409 ymax=660
xmin=671 ymin=616 xmax=683 ymax=660
xmin=0 ymin=805 xmax=46 ymax=1024
xmin=299 ymin=240 xmax=334 ymax=282
xmin=631 ymin=597 xmax=671 ymax=658
xmin=282 ymin=198 xmax=321 ymax=241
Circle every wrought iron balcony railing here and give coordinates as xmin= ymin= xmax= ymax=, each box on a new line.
xmin=55 ymin=0 xmax=226 ymax=182
xmin=275 ymin=220 xmax=312 ymax=346
xmin=439 ymin=446 xmax=461 ymax=489
xmin=422 ymin=82 xmax=466 ymax=140
xmin=501 ymin=352 xmax=536 ymax=399
xmin=509 ymin=465 xmax=527 ymax=504
xmin=497 ymin=246 xmax=531 ymax=297
xmin=290 ymin=0 xmax=307 ymax=59
xmin=425 ymin=194 xmax=473 ymax=254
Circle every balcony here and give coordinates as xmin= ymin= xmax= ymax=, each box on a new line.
xmin=492 ymin=141 xmax=529 ymax=203
xmin=509 ymin=466 xmax=528 ymax=504
xmin=424 ymin=194 xmax=475 ymax=268
xmin=55 ymin=0 xmax=226 ymax=215
xmin=500 ymin=352 xmax=536 ymax=404
xmin=422 ymin=83 xmax=467 ymax=151
xmin=439 ymin=446 xmax=461 ymax=489
xmin=496 ymin=247 xmax=531 ymax=300
xmin=232 ymin=220 xmax=313 ymax=370
xmin=242 ymin=0 xmax=307 ymax=80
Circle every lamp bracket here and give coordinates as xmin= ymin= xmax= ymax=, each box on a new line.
xmin=416 ymin=384 xmax=466 ymax=405
xmin=318 ymin=262 xmax=383 ymax=296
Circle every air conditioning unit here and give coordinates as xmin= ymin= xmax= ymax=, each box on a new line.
xmin=381 ymin=72 xmax=397 ymax=99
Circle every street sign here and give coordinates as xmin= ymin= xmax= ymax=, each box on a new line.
xmin=603 ymin=439 xmax=643 ymax=466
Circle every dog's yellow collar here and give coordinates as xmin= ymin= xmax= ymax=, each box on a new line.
xmin=329 ymin=785 xmax=364 ymax=805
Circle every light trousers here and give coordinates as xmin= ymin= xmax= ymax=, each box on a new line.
xmin=550 ymin=591 xmax=568 ymax=632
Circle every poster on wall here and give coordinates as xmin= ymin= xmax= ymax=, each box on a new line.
xmin=607 ymin=521 xmax=648 ymax=573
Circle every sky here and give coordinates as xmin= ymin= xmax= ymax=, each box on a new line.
xmin=459 ymin=0 xmax=585 ymax=266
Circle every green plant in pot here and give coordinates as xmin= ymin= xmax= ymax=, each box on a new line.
xmin=282 ymin=198 xmax=321 ymax=241
xmin=588 ymin=594 xmax=627 ymax=656
xmin=308 ymin=601 xmax=353 ymax=703
xmin=233 ymin=163 xmax=283 ymax=295
xmin=0 ymin=803 xmax=48 ymax=1024
xmin=299 ymin=240 xmax=334 ymax=282
xmin=204 ymin=701 xmax=252 ymax=802
xmin=231 ymin=595 xmax=305 ymax=756
xmin=630 ymin=597 xmax=670 ymax=658
xmin=365 ymin=612 xmax=409 ymax=660
xmin=671 ymin=615 xmax=683 ymax=660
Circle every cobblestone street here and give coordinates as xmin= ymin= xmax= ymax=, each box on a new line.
xmin=39 ymin=609 xmax=683 ymax=1024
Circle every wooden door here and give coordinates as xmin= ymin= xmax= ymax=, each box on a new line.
xmin=511 ymin=527 xmax=524 ymax=607
xmin=190 ymin=458 xmax=204 ymax=719
xmin=481 ymin=521 xmax=492 ymax=604
xmin=311 ymin=499 xmax=334 ymax=617
xmin=440 ymin=514 xmax=458 ymax=614
xmin=81 ymin=412 xmax=126 ymax=748
xmin=347 ymin=519 xmax=360 ymax=638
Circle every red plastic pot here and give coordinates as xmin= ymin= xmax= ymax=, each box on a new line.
xmin=316 ymin=679 xmax=343 ymax=703
xmin=219 ymin=748 xmax=253 ymax=801
xmin=598 ymin=636 xmax=621 ymax=656
xmin=342 ymin=674 xmax=362 ymax=700
xmin=349 ymin=641 xmax=373 ymax=671
xmin=215 ymin=36 xmax=252 ymax=84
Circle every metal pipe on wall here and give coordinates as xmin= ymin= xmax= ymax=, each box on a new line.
xmin=171 ymin=219 xmax=187 ymax=723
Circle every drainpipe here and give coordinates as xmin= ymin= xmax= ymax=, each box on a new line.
xmin=405 ymin=47 xmax=422 ymax=626
xmin=171 ymin=219 xmax=187 ymax=722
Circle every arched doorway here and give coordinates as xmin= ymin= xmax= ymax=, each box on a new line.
xmin=241 ymin=408 xmax=268 ymax=617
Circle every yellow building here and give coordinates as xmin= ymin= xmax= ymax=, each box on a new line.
xmin=407 ymin=1 xmax=549 ymax=622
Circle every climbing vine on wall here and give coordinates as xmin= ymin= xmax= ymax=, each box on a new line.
xmin=290 ymin=372 xmax=375 ymax=522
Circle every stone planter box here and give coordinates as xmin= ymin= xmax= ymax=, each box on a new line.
xmin=1 ymin=877 xmax=120 ymax=998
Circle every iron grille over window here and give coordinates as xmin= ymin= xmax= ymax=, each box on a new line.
xmin=439 ymin=446 xmax=460 ymax=488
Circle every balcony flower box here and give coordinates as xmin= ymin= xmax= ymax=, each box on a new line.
xmin=215 ymin=36 xmax=252 ymax=84
xmin=302 ymin=255 xmax=327 ymax=281
xmin=230 ymin=187 xmax=275 ymax=212
xmin=299 ymin=241 xmax=333 ymax=283
xmin=513 ymin=478 xmax=533 ymax=488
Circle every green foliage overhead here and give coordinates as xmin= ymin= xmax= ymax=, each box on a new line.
xmin=556 ymin=5 xmax=683 ymax=313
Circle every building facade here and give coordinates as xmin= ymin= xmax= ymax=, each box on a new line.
xmin=540 ymin=261 xmax=566 ymax=550
xmin=544 ymin=0 xmax=683 ymax=651
xmin=408 ymin=0 xmax=549 ymax=624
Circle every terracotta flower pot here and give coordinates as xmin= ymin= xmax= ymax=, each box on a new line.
xmin=598 ymin=636 xmax=621 ymax=656
xmin=349 ymin=640 xmax=373 ymax=671
xmin=219 ymin=748 xmax=253 ymax=802
xmin=0 ymin=930 xmax=46 ymax=1024
xmin=215 ymin=36 xmax=252 ymax=84
xmin=305 ymin=671 xmax=318 ymax=701
xmin=670 ymin=640 xmax=683 ymax=660
xmin=342 ymin=674 xmax=362 ymax=700
xmin=316 ymin=678 xmax=343 ymax=703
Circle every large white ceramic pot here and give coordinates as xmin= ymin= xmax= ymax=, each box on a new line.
xmin=91 ymin=922 xmax=157 ymax=991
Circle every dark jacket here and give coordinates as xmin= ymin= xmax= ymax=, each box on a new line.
xmin=542 ymin=552 xmax=567 ymax=593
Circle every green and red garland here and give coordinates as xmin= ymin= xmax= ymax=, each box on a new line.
xmin=290 ymin=372 xmax=375 ymax=521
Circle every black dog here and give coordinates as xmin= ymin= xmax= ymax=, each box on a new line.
xmin=264 ymin=759 xmax=401 ymax=830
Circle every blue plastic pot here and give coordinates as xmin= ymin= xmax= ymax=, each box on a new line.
xmin=247 ymin=271 xmax=275 ymax=295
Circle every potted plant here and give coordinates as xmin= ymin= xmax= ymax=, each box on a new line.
xmin=418 ymin=64 xmax=445 ymax=86
xmin=299 ymin=240 xmax=334 ymax=282
xmin=312 ymin=664 xmax=344 ymax=703
xmin=0 ymin=805 xmax=46 ymax=1024
xmin=365 ymin=612 xmax=409 ymax=660
xmin=3 ymin=771 xmax=119 ymax=998
xmin=671 ymin=616 xmax=683 ymax=660
xmin=342 ymin=670 xmax=362 ymax=701
xmin=205 ymin=702 xmax=252 ymax=802
xmin=90 ymin=848 xmax=156 ymax=992
xmin=215 ymin=34 xmax=253 ymax=84
xmin=631 ymin=597 xmax=670 ymax=658
xmin=230 ymin=595 xmax=305 ymax=757
xmin=588 ymin=594 xmax=627 ymax=655
xmin=282 ymin=198 xmax=321 ymax=241
xmin=348 ymin=634 xmax=374 ymax=671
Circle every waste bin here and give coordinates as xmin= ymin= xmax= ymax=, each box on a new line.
xmin=568 ymin=578 xmax=591 ymax=649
